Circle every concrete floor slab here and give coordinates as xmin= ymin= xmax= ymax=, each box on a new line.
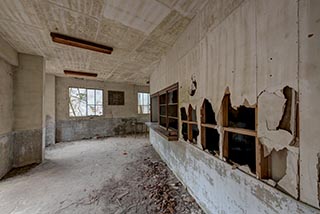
xmin=0 ymin=136 xmax=203 ymax=214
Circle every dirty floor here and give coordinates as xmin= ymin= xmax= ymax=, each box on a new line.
xmin=0 ymin=136 xmax=204 ymax=214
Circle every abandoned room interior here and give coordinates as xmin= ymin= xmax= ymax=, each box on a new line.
xmin=0 ymin=0 xmax=319 ymax=213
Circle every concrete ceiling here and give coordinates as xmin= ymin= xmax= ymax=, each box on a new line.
xmin=0 ymin=0 xmax=207 ymax=85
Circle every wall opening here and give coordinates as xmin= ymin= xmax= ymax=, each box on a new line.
xmin=188 ymin=105 xmax=199 ymax=144
xmin=221 ymin=94 xmax=262 ymax=175
xmin=228 ymin=133 xmax=256 ymax=173
xmin=201 ymin=99 xmax=220 ymax=155
xmin=227 ymin=99 xmax=255 ymax=131
xmin=271 ymin=149 xmax=287 ymax=182
xmin=181 ymin=107 xmax=188 ymax=141
xmin=181 ymin=106 xmax=199 ymax=143
xmin=276 ymin=86 xmax=298 ymax=135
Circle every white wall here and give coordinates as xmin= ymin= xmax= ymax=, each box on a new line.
xmin=150 ymin=0 xmax=320 ymax=210
xmin=299 ymin=0 xmax=320 ymax=207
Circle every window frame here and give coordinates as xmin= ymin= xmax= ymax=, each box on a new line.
xmin=151 ymin=83 xmax=179 ymax=141
xmin=181 ymin=105 xmax=198 ymax=144
xmin=68 ymin=87 xmax=104 ymax=118
xmin=137 ymin=92 xmax=151 ymax=114
xmin=220 ymin=93 xmax=269 ymax=179
xmin=200 ymin=99 xmax=220 ymax=155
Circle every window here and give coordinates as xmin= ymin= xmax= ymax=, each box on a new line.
xmin=150 ymin=83 xmax=178 ymax=141
xmin=200 ymin=99 xmax=220 ymax=155
xmin=181 ymin=105 xmax=199 ymax=144
xmin=108 ymin=91 xmax=125 ymax=105
xmin=69 ymin=87 xmax=103 ymax=117
xmin=138 ymin=92 xmax=150 ymax=114
xmin=221 ymin=93 xmax=269 ymax=178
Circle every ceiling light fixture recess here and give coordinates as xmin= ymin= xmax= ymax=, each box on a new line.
xmin=50 ymin=32 xmax=113 ymax=54
xmin=64 ymin=70 xmax=98 ymax=78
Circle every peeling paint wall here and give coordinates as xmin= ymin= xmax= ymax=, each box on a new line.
xmin=150 ymin=129 xmax=319 ymax=214
xmin=55 ymin=77 xmax=149 ymax=142
xmin=150 ymin=0 xmax=320 ymax=211
xmin=0 ymin=58 xmax=14 ymax=178
xmin=13 ymin=54 xmax=44 ymax=167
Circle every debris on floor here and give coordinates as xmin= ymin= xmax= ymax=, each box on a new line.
xmin=102 ymin=145 xmax=204 ymax=214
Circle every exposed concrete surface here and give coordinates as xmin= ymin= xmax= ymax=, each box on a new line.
xmin=0 ymin=137 xmax=203 ymax=214
xmin=0 ymin=133 xmax=13 ymax=179
xmin=13 ymin=129 xmax=43 ymax=168
xmin=56 ymin=118 xmax=144 ymax=142
xmin=0 ymin=58 xmax=14 ymax=178
xmin=0 ymin=58 xmax=14 ymax=135
xmin=0 ymin=0 xmax=207 ymax=85
xmin=44 ymin=74 xmax=55 ymax=147
xmin=56 ymin=77 xmax=149 ymax=142
xmin=150 ymin=129 xmax=319 ymax=214
xmin=0 ymin=36 xmax=18 ymax=66
xmin=13 ymin=54 xmax=44 ymax=167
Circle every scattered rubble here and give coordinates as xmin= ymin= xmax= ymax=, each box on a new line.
xmin=101 ymin=145 xmax=204 ymax=214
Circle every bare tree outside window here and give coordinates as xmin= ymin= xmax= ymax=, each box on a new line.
xmin=138 ymin=92 xmax=150 ymax=114
xmin=69 ymin=87 xmax=103 ymax=117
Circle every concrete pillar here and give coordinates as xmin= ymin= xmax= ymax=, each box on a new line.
xmin=44 ymin=74 xmax=55 ymax=147
xmin=13 ymin=54 xmax=44 ymax=167
xmin=0 ymin=58 xmax=14 ymax=178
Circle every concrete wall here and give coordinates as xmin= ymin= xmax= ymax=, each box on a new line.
xmin=149 ymin=0 xmax=320 ymax=211
xmin=55 ymin=77 xmax=149 ymax=142
xmin=44 ymin=74 xmax=55 ymax=147
xmin=13 ymin=54 xmax=44 ymax=167
xmin=0 ymin=58 xmax=14 ymax=178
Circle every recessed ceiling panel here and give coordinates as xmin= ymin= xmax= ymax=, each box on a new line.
xmin=103 ymin=0 xmax=171 ymax=34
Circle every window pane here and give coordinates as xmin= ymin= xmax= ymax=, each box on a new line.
xmin=138 ymin=93 xmax=142 ymax=105
xmin=88 ymin=104 xmax=96 ymax=116
xmin=144 ymin=93 xmax=150 ymax=105
xmin=69 ymin=88 xmax=103 ymax=117
xmin=142 ymin=105 xmax=149 ymax=114
xmin=138 ymin=93 xmax=150 ymax=114
xmin=69 ymin=88 xmax=87 ymax=117
xmin=96 ymin=105 xmax=103 ymax=116
xmin=96 ymin=90 xmax=103 ymax=105
xmin=87 ymin=89 xmax=95 ymax=105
